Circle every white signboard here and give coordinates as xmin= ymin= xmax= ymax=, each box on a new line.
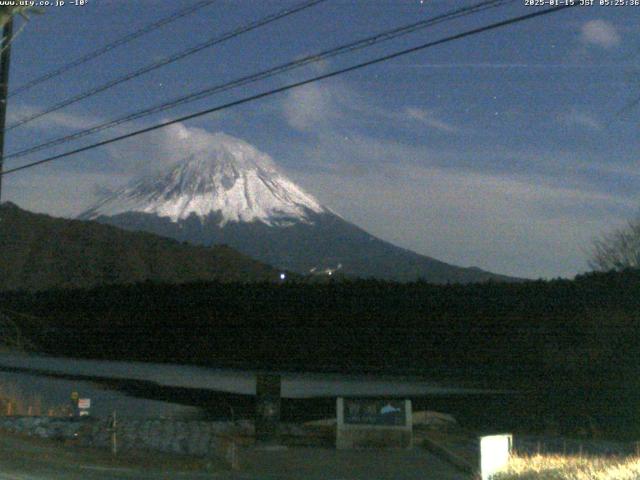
xmin=336 ymin=397 xmax=413 ymax=449
xmin=78 ymin=398 xmax=91 ymax=409
xmin=480 ymin=434 xmax=512 ymax=480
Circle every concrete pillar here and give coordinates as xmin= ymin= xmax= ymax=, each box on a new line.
xmin=255 ymin=374 xmax=281 ymax=445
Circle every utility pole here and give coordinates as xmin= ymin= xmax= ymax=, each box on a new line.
xmin=0 ymin=16 xmax=13 ymax=202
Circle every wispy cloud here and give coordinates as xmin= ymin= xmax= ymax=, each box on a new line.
xmin=281 ymin=82 xmax=337 ymax=132
xmin=289 ymin=136 xmax=635 ymax=279
xmin=558 ymin=108 xmax=603 ymax=131
xmin=580 ymin=20 xmax=621 ymax=49
xmin=281 ymin=80 xmax=457 ymax=135
xmin=403 ymin=107 xmax=457 ymax=133
xmin=153 ymin=122 xmax=226 ymax=165
xmin=99 ymin=121 xmax=234 ymax=178
xmin=4 ymin=121 xmax=237 ymax=217
xmin=4 ymin=169 xmax=131 ymax=218
xmin=7 ymin=105 xmax=101 ymax=131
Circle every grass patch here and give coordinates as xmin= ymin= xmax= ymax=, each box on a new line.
xmin=0 ymin=381 xmax=70 ymax=416
xmin=494 ymin=454 xmax=640 ymax=479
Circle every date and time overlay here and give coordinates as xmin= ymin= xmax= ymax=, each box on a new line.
xmin=2 ymin=0 xmax=639 ymax=10
xmin=524 ymin=0 xmax=639 ymax=6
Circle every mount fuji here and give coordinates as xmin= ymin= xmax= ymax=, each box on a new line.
xmin=81 ymin=133 xmax=513 ymax=283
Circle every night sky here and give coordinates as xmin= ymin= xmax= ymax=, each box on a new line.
xmin=3 ymin=0 xmax=639 ymax=279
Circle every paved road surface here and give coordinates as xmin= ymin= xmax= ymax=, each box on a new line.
xmin=0 ymin=434 xmax=218 ymax=480
xmin=238 ymin=446 xmax=468 ymax=480
xmin=0 ymin=433 xmax=467 ymax=479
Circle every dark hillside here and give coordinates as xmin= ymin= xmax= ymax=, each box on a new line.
xmin=0 ymin=202 xmax=282 ymax=291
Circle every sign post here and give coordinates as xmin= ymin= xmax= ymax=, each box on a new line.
xmin=70 ymin=391 xmax=79 ymax=417
xmin=108 ymin=411 xmax=118 ymax=456
xmin=77 ymin=398 xmax=91 ymax=416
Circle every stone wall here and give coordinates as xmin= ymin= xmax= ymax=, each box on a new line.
xmin=0 ymin=416 xmax=86 ymax=441
xmin=0 ymin=416 xmax=251 ymax=465
xmin=0 ymin=416 xmax=333 ymax=463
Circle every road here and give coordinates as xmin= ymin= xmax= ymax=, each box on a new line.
xmin=0 ymin=433 xmax=467 ymax=479
xmin=237 ymin=446 xmax=469 ymax=480
xmin=0 ymin=433 xmax=222 ymax=480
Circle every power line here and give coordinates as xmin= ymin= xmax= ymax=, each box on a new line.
xmin=1 ymin=4 xmax=575 ymax=178
xmin=5 ymin=0 xmax=511 ymax=161
xmin=8 ymin=0 xmax=217 ymax=98
xmin=6 ymin=0 xmax=329 ymax=131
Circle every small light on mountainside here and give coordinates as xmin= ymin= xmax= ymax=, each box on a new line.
xmin=280 ymin=273 xmax=286 ymax=281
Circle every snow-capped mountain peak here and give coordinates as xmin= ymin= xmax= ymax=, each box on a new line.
xmin=81 ymin=133 xmax=325 ymax=226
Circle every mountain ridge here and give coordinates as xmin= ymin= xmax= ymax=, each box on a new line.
xmin=0 ymin=201 xmax=283 ymax=292
xmin=80 ymin=132 xmax=325 ymax=227
xmin=81 ymin=132 xmax=518 ymax=283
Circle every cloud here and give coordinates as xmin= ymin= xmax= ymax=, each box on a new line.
xmin=286 ymin=129 xmax=638 ymax=202
xmin=96 ymin=121 xmax=229 ymax=176
xmin=281 ymin=81 xmax=457 ymax=135
xmin=153 ymin=123 xmax=222 ymax=163
xmin=3 ymin=122 xmax=239 ymax=216
xmin=403 ymin=107 xmax=457 ymax=133
xmin=7 ymin=104 xmax=217 ymax=166
xmin=283 ymin=128 xmax=637 ymax=279
xmin=6 ymin=102 xmax=232 ymax=177
xmin=281 ymin=83 xmax=337 ymax=132
xmin=558 ymin=109 xmax=603 ymax=131
xmin=7 ymin=105 xmax=101 ymax=131
xmin=4 ymin=169 xmax=131 ymax=218
xmin=580 ymin=20 xmax=621 ymax=49
xmin=291 ymin=155 xmax=634 ymax=279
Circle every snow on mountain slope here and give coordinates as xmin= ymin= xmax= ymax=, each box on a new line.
xmin=81 ymin=132 xmax=325 ymax=226
xmin=79 ymin=131 xmax=517 ymax=283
